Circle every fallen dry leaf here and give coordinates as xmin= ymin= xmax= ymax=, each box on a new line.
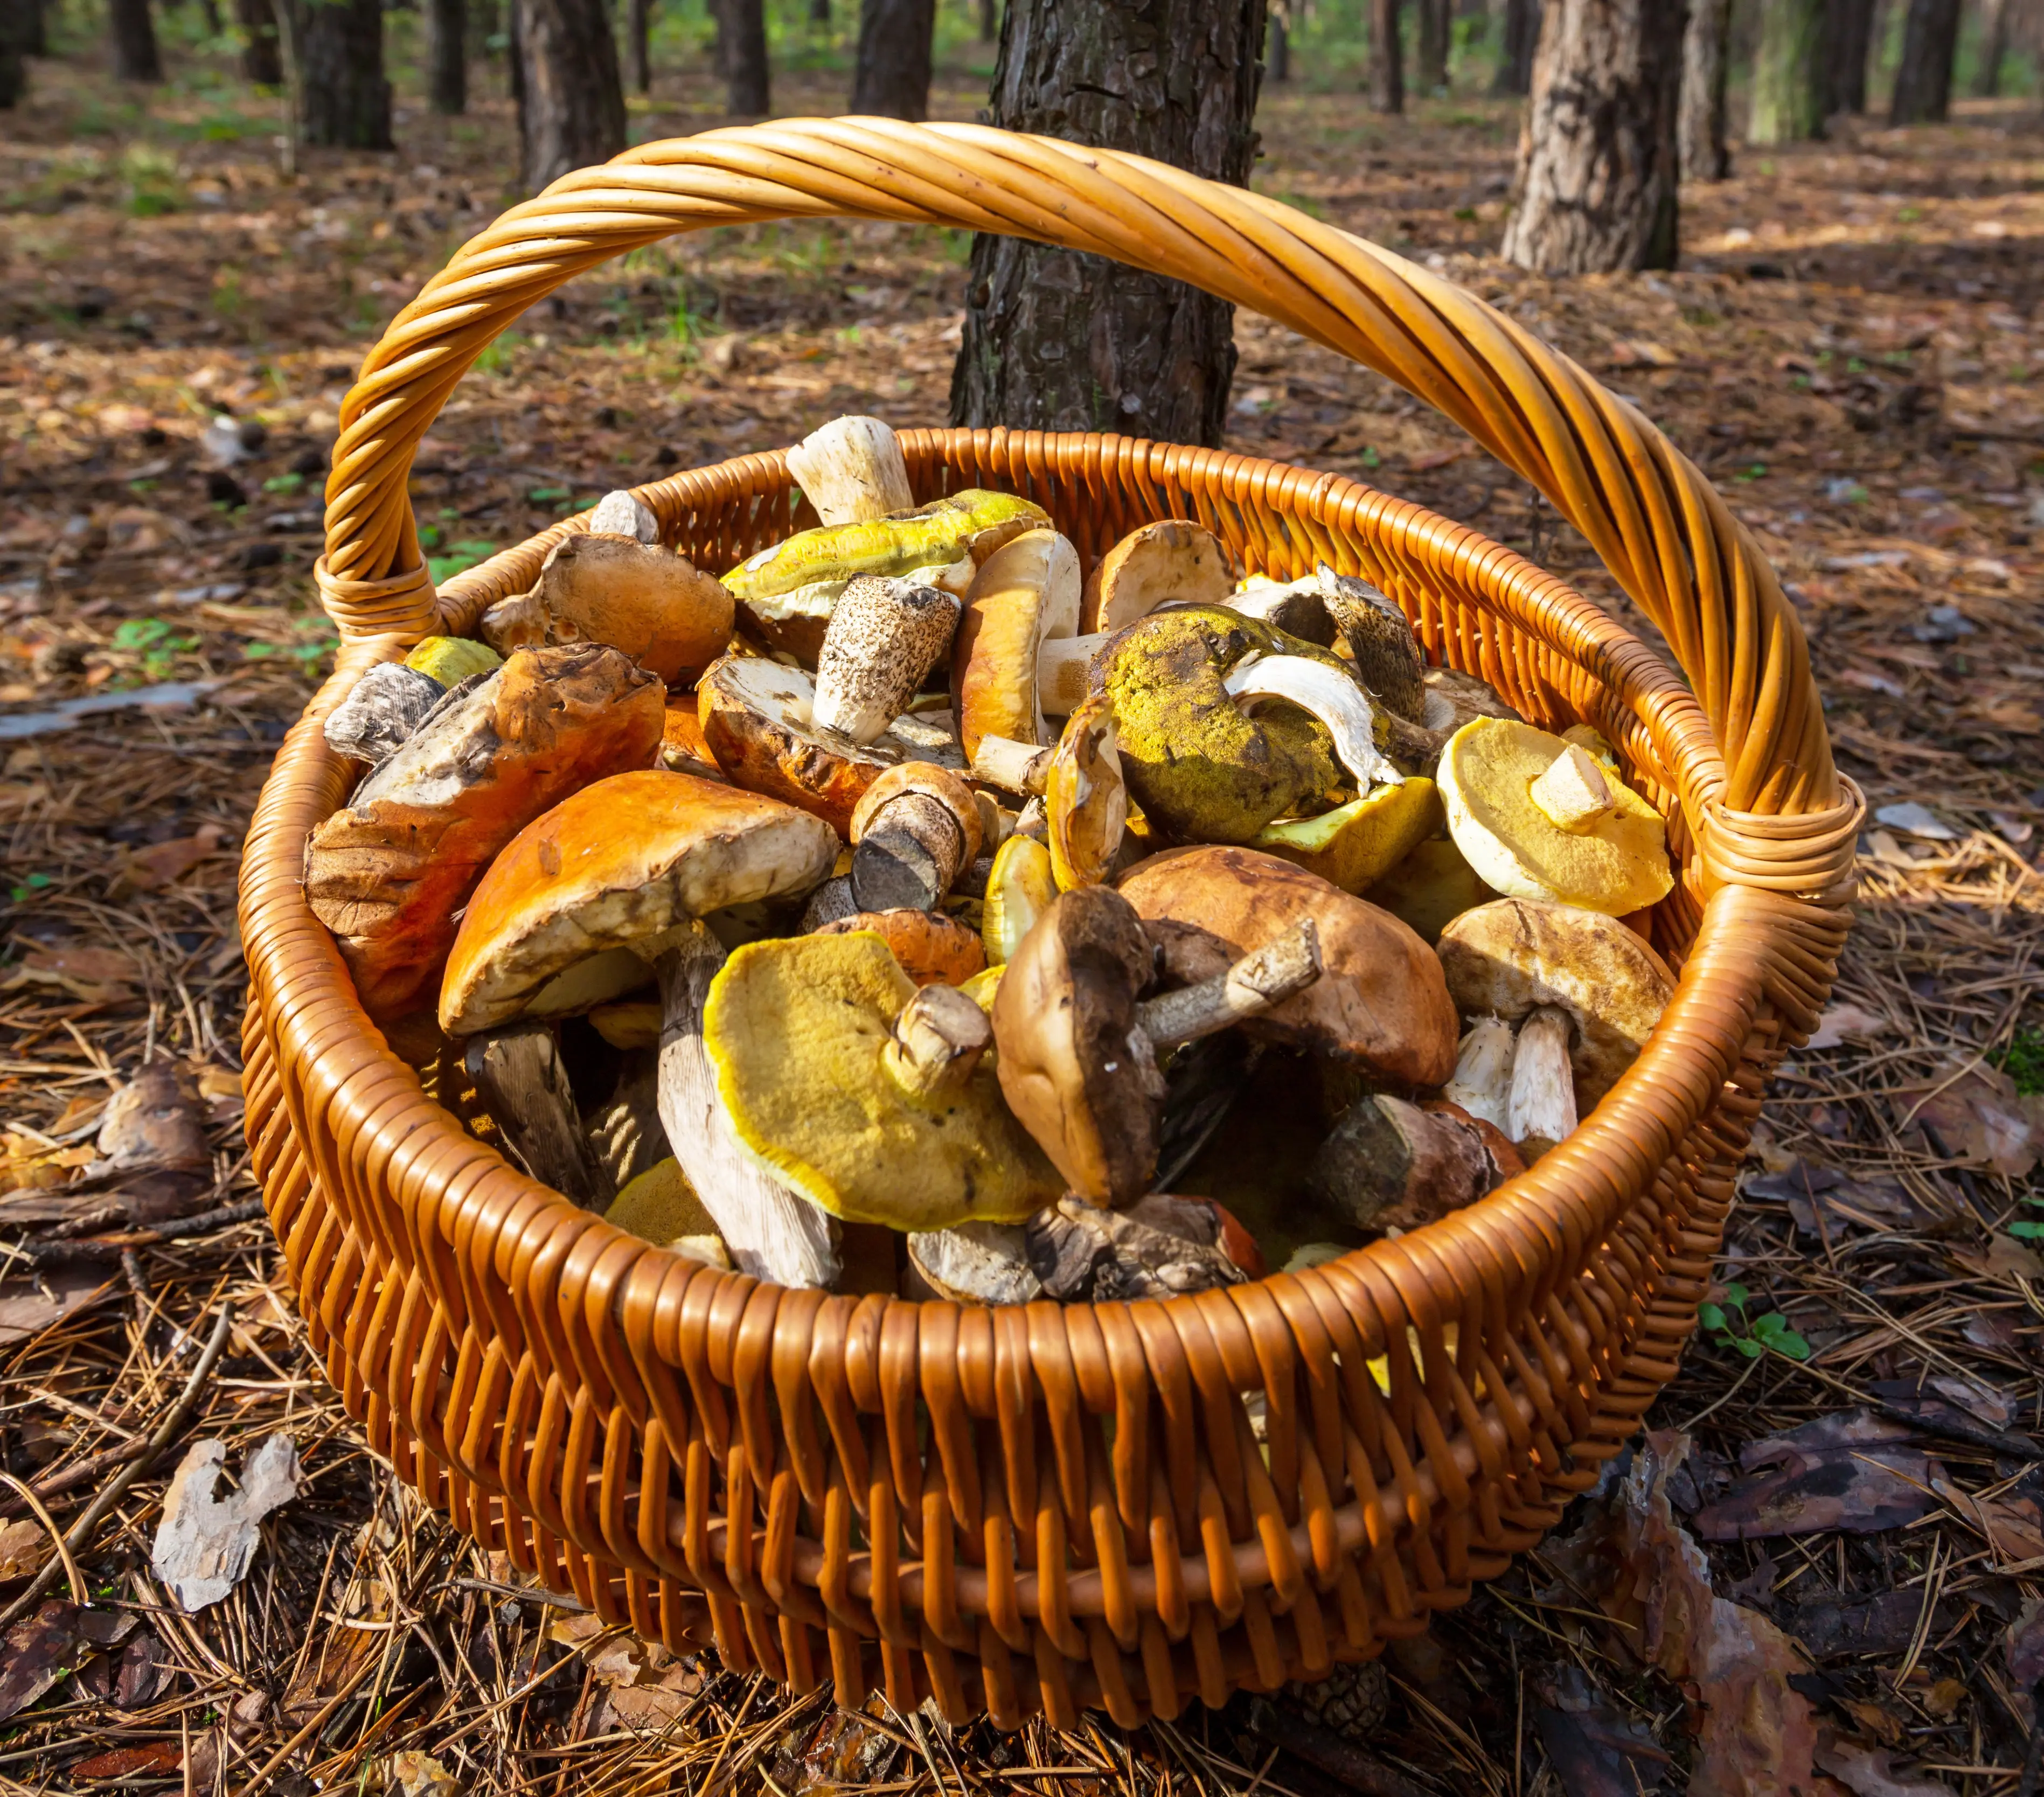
xmin=1894 ymin=1065 xmax=2044 ymax=1179
xmin=150 ymin=1436 xmax=301 ymax=1613
xmin=95 ymin=1060 xmax=210 ymax=1171
xmin=113 ymin=821 xmax=226 ymax=894
xmin=71 ymin=1742 xmax=184 ymax=1780
xmin=380 ymin=1751 xmax=461 ymax=1797
xmin=1531 ymin=1663 xmax=1671 ymax=1795
xmin=1813 ymin=1732 xmax=1956 ymax=1797
xmin=0 ymin=1601 xmax=135 ymax=1725
xmin=1694 ymin=1412 xmax=1944 ymax=1541
xmin=0 ymin=945 xmax=136 ymax=1005
xmin=0 ymin=1520 xmax=51 ymax=1582
xmin=1806 ymin=1002 xmax=1896 ymax=1049
xmin=0 ymin=1267 xmax=114 ymax=1347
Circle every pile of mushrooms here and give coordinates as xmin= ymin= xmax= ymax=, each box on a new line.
xmin=302 ymin=413 xmax=1681 ymax=1299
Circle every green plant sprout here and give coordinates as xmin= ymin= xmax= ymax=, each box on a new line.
xmin=1698 ymin=1284 xmax=1811 ymax=1361
xmin=2009 ymin=1197 xmax=2043 ymax=1243
xmin=1996 ymin=1025 xmax=2044 ymax=1096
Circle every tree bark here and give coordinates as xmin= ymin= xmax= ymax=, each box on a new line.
xmin=1415 ymin=0 xmax=1448 ymax=91
xmin=110 ymin=0 xmax=164 ymax=80
xmin=1492 ymin=0 xmax=1536 ymax=91
xmin=196 ymin=0 xmax=225 ymax=38
xmin=978 ymin=0 xmax=996 ymax=33
xmin=22 ymin=0 xmax=44 ymax=58
xmin=1888 ymin=0 xmax=1958 ymax=119
xmin=1369 ymin=0 xmax=1403 ymax=108
xmin=1825 ymin=0 xmax=1872 ymax=109
xmin=1268 ymin=0 xmax=1289 ymax=77
xmin=852 ymin=0 xmax=934 ymax=116
xmin=1678 ymin=0 xmax=1728 ymax=177
xmin=1749 ymin=0 xmax=1826 ymax=140
xmin=1970 ymin=0 xmax=2011 ymax=94
xmin=0 ymin=10 xmax=22 ymax=107
xmin=515 ymin=0 xmax=627 ymax=187
xmin=428 ymin=0 xmax=467 ymax=109
xmin=236 ymin=0 xmax=283 ymax=80
xmin=949 ymin=0 xmax=1267 ymax=450
xmin=1500 ymin=0 xmax=1684 ymax=274
xmin=300 ymin=0 xmax=391 ymax=146
xmin=720 ymin=0 xmax=769 ymax=112
xmin=627 ymin=0 xmax=650 ymax=89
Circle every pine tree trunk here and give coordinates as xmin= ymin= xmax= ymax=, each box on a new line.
xmin=196 ymin=0 xmax=224 ymax=37
xmin=1500 ymin=0 xmax=1683 ymax=273
xmin=428 ymin=0 xmax=467 ymax=108
xmin=23 ymin=0 xmax=45 ymax=58
xmin=627 ymin=0 xmax=649 ymax=88
xmin=110 ymin=0 xmax=164 ymax=80
xmin=1369 ymin=0 xmax=1403 ymax=107
xmin=1825 ymin=0 xmax=1872 ymax=109
xmin=813 ymin=0 xmax=831 ymax=23
xmin=1970 ymin=0 xmax=2010 ymax=94
xmin=949 ymin=0 xmax=1267 ymax=449
xmin=1749 ymin=0 xmax=1826 ymax=139
xmin=1415 ymin=0 xmax=1448 ymax=90
xmin=1678 ymin=0 xmax=1728 ymax=177
xmin=1268 ymin=0 xmax=1289 ymax=77
xmin=1491 ymin=0 xmax=1536 ymax=91
xmin=978 ymin=0 xmax=996 ymax=34
xmin=0 ymin=15 xmax=22 ymax=106
xmin=237 ymin=0 xmax=283 ymax=80
xmin=516 ymin=0 xmax=626 ymax=186
xmin=851 ymin=0 xmax=933 ymax=116
xmin=1888 ymin=0 xmax=1957 ymax=119
xmin=721 ymin=0 xmax=768 ymax=112
xmin=300 ymin=0 xmax=391 ymax=145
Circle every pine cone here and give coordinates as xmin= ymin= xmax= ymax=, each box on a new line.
xmin=1288 ymin=1659 xmax=1391 ymax=1739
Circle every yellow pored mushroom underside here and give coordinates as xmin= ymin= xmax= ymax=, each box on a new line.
xmin=702 ymin=933 xmax=1061 ymax=1230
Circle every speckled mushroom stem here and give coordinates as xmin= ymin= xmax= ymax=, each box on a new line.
xmin=1135 ymin=917 xmax=1322 ymax=1048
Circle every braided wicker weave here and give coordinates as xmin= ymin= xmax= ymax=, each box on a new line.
xmin=240 ymin=121 xmax=1861 ymax=1727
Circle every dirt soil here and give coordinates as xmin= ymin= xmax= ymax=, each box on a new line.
xmin=2 ymin=29 xmax=2043 ymax=1797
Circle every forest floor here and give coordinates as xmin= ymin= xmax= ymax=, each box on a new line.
xmin=3 ymin=24 xmax=2044 ymax=1797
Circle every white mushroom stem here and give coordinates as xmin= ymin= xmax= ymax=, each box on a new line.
xmin=1529 ymin=742 xmax=1616 ymax=832
xmin=1135 ymin=918 xmax=1323 ymax=1051
xmin=973 ymin=734 xmax=1053 ymax=796
xmin=884 ymin=984 xmax=992 ymax=1100
xmin=785 ymin=416 xmax=914 ymax=525
xmin=1506 ymin=1006 xmax=1579 ymax=1146
xmin=651 ymin=926 xmax=839 ymax=1288
xmin=1222 ymin=652 xmax=1405 ymax=790
xmin=464 ymin=1025 xmax=612 ymax=1210
xmin=1443 ymin=1017 xmax=1517 ymax=1134
xmin=1038 ymin=631 xmax=1109 ymax=717
xmin=812 ymin=576 xmax=961 ymax=744
xmin=584 ymin=489 xmax=660 ymax=543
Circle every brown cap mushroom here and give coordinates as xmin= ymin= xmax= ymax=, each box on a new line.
xmin=1081 ymin=519 xmax=1233 ymax=633
xmin=1118 ymin=845 xmax=1459 ymax=1089
xmin=950 ymin=528 xmax=1082 ymax=766
xmin=847 ymin=761 xmax=983 ymax=912
xmin=1043 ymin=693 xmax=1127 ymax=889
xmin=1434 ymin=896 xmax=1675 ymax=1113
xmin=812 ymin=908 xmax=987 ymax=987
xmin=1305 ymin=1094 xmax=1508 ymax=1235
xmin=991 ymin=885 xmax=1323 ymax=1204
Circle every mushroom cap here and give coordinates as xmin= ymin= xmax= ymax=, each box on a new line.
xmin=661 ymin=701 xmax=726 ymax=782
xmin=1082 ymin=519 xmax=1233 ymax=633
xmin=1364 ymin=834 xmax=1497 ymax=945
xmin=1099 ymin=605 xmax=1365 ymax=844
xmin=812 ymin=909 xmax=987 ymax=986
xmin=522 ymin=534 xmax=735 ymax=686
xmin=1250 ymin=777 xmax=1444 ymax=894
xmin=695 ymin=653 xmax=963 ymax=835
xmin=405 ymin=636 xmax=502 ymax=687
xmin=604 ymin=1157 xmax=721 ymax=1245
xmin=1117 ymin=845 xmax=1459 ymax=1088
xmin=981 ymin=833 xmax=1057 ymax=964
xmin=1434 ymin=896 xmax=1675 ymax=1110
xmin=850 ymin=761 xmax=983 ymax=865
xmin=951 ymin=528 xmax=1082 ymax=764
xmin=722 ymin=489 xmax=1049 ymax=603
xmin=1045 ymin=694 xmax=1127 ymax=889
xmin=991 ymin=884 xmax=1164 ymax=1203
xmin=1438 ymin=716 xmax=1674 ymax=915
xmin=439 ymin=769 xmax=838 ymax=1034
xmin=703 ymin=932 xmax=1061 ymax=1229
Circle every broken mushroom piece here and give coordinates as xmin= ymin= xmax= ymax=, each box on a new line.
xmin=785 ymin=416 xmax=914 ymax=525
xmin=1225 ymin=650 xmax=1405 ymax=792
xmin=1021 ymin=1194 xmax=1251 ymax=1301
xmin=847 ymin=762 xmax=983 ymax=913
xmin=1505 ymin=1006 xmax=1579 ymax=1153
xmin=811 ymin=574 xmax=961 ymax=744
xmin=981 ymin=833 xmax=1057 ymax=965
xmin=304 ymin=644 xmax=665 ymax=1024
xmin=907 ymin=1219 xmax=1043 ymax=1305
xmin=991 ymin=884 xmax=1323 ymax=1205
xmin=1225 ymin=574 xmax=1339 ymax=647
xmin=1363 ymin=833 xmax=1498 ymax=945
xmin=1249 ymin=777 xmax=1443 ymax=894
xmin=1043 ymin=694 xmax=1127 ymax=890
xmin=1435 ymin=895 xmax=1676 ymax=1115
xmin=1441 ymin=1016 xmax=1516 ymax=1134
xmin=323 ymin=659 xmax=447 ymax=766
xmin=950 ymin=528 xmax=1082 ymax=766
xmin=583 ymin=487 xmax=661 ymax=542
xmin=812 ymin=907 xmax=986 ymax=987
xmin=1439 ymin=716 xmax=1674 ymax=915
xmin=702 ymin=932 xmax=1062 ymax=1230
xmin=405 ymin=635 xmax=503 ymax=689
xmin=1313 ymin=565 xmax=1427 ymax=725
xmin=1305 ymin=1093 xmax=1513 ymax=1235
xmin=1118 ymin=845 xmax=1461 ymax=1091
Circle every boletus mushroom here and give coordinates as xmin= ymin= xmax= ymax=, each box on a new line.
xmin=1249 ymin=776 xmax=1444 ymax=894
xmin=950 ymin=528 xmax=1082 ymax=766
xmin=991 ymin=884 xmax=1324 ymax=1204
xmin=1306 ymin=1093 xmax=1521 ymax=1235
xmin=846 ymin=761 xmax=983 ymax=913
xmin=785 ymin=415 xmax=914 ymax=524
xmin=323 ymin=660 xmax=448 ymax=766
xmin=812 ymin=908 xmax=986 ymax=987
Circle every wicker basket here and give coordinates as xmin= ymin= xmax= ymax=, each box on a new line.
xmin=239 ymin=121 xmax=1862 ymax=1728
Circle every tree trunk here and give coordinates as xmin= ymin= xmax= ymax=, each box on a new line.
xmin=196 ymin=0 xmax=224 ymax=37
xmin=507 ymin=0 xmax=525 ymax=106
xmin=1825 ymin=0 xmax=1872 ymax=109
xmin=1500 ymin=0 xmax=1684 ymax=273
xmin=1888 ymin=0 xmax=1957 ymax=119
xmin=1491 ymin=0 xmax=1536 ymax=91
xmin=301 ymin=0 xmax=391 ymax=146
xmin=852 ymin=0 xmax=933 ymax=116
xmin=1678 ymin=0 xmax=1728 ymax=177
xmin=1369 ymin=0 xmax=1403 ymax=108
xmin=428 ymin=0 xmax=467 ymax=109
xmin=0 ymin=13 xmax=22 ymax=106
xmin=1268 ymin=0 xmax=1289 ymax=78
xmin=627 ymin=0 xmax=650 ymax=88
xmin=949 ymin=0 xmax=1267 ymax=450
xmin=1971 ymin=0 xmax=2010 ymax=94
xmin=978 ymin=0 xmax=996 ymax=34
xmin=813 ymin=0 xmax=832 ymax=24
xmin=1415 ymin=0 xmax=1448 ymax=91
xmin=236 ymin=0 xmax=283 ymax=80
xmin=22 ymin=0 xmax=44 ymax=58
xmin=1749 ymin=0 xmax=1826 ymax=139
xmin=110 ymin=0 xmax=164 ymax=80
xmin=516 ymin=0 xmax=627 ymax=186
xmin=721 ymin=0 xmax=768 ymax=112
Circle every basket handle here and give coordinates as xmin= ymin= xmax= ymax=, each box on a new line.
xmin=322 ymin=118 xmax=1835 ymax=816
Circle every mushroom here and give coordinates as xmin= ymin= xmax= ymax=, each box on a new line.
xmin=1081 ymin=518 xmax=1233 ymax=633
xmin=785 ymin=415 xmax=914 ymax=524
xmin=1438 ymin=716 xmax=1674 ymax=915
xmin=812 ymin=907 xmax=986 ymax=986
xmin=721 ymin=489 xmax=1047 ymax=663
xmin=1305 ymin=1093 xmax=1514 ymax=1235
xmin=1505 ymin=1007 xmax=1578 ymax=1152
xmin=405 ymin=634 xmax=503 ymax=689
xmin=981 ymin=833 xmax=1057 ymax=965
xmin=1312 ymin=565 xmax=1427 ymax=724
xmin=907 ymin=1220 xmax=1043 ymax=1305
xmin=464 ymin=1021 xmax=611 ymax=1209
xmin=603 ymin=1157 xmax=724 ymax=1246
xmin=584 ymin=1048 xmax=669 ymax=1193
xmin=323 ymin=660 xmax=447 ymax=765
xmin=304 ymin=644 xmax=666 ymax=1024
xmin=1249 ymin=776 xmax=1444 ymax=894
xmin=1435 ymin=895 xmax=1675 ymax=1117
xmin=1042 ymin=694 xmax=1127 ymax=889
xmin=990 ymin=884 xmax=1323 ymax=1204
xmin=811 ymin=574 xmax=961 ymax=744
xmin=694 ymin=653 xmax=964 ymax=835
xmin=701 ymin=932 xmax=1063 ymax=1230
xmin=1021 ymin=1194 xmax=1256 ymax=1301
xmin=1098 ymin=606 xmax=1402 ymax=844
xmin=1224 ymin=575 xmax=1339 ymax=647
xmin=583 ymin=488 xmax=661 ymax=542
xmin=480 ymin=530 xmax=734 ymax=687
xmin=1441 ymin=1016 xmax=1515 ymax=1133
xmin=1117 ymin=845 xmax=1461 ymax=1090
xmin=847 ymin=762 xmax=983 ymax=913
xmin=1362 ymin=833 xmax=1498 ymax=945
xmin=660 ymin=700 xmax=726 ymax=782
xmin=950 ymin=528 xmax=1082 ymax=766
